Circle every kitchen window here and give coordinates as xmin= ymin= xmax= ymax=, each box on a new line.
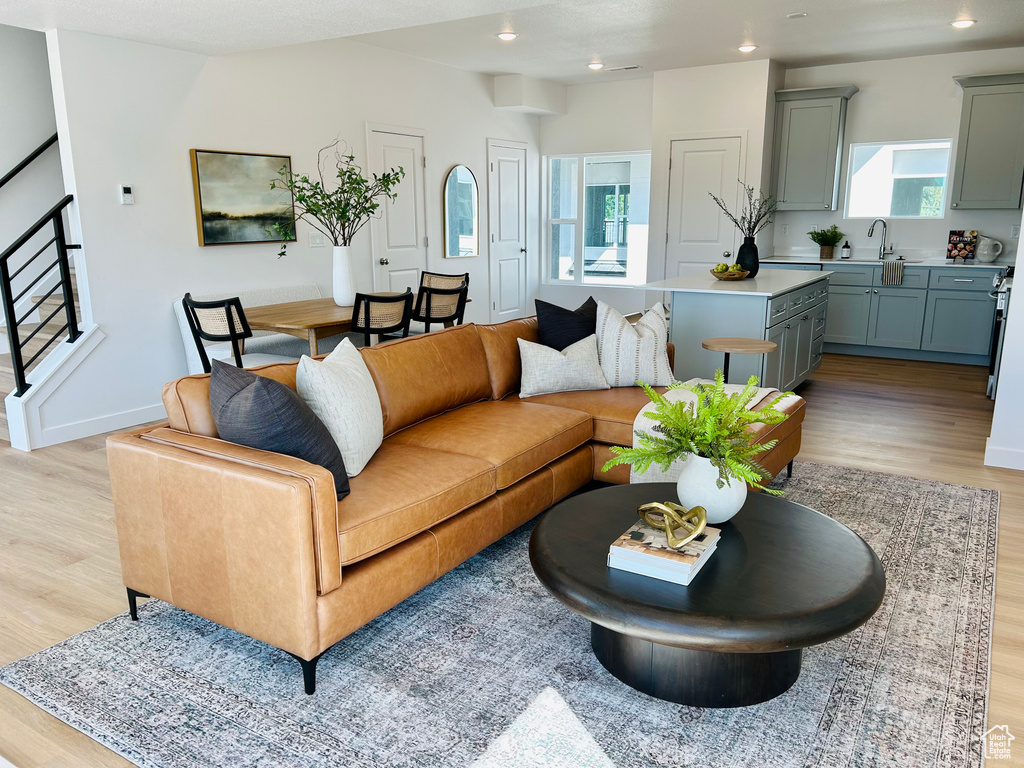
xmin=845 ymin=140 xmax=952 ymax=219
xmin=546 ymin=152 xmax=651 ymax=285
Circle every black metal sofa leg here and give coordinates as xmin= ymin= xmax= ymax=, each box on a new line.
xmin=126 ymin=588 xmax=150 ymax=621
xmin=787 ymin=460 xmax=794 ymax=479
xmin=288 ymin=651 xmax=324 ymax=695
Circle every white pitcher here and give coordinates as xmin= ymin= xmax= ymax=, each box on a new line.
xmin=976 ymin=235 xmax=1003 ymax=263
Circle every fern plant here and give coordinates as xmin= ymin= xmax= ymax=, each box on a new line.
xmin=602 ymin=371 xmax=793 ymax=494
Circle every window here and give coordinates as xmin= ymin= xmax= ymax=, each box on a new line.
xmin=546 ymin=153 xmax=650 ymax=285
xmin=845 ymin=140 xmax=952 ymax=219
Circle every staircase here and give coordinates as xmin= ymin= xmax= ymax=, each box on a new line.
xmin=1 ymin=133 xmax=85 ymax=447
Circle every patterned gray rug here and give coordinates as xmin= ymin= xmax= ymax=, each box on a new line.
xmin=0 ymin=462 xmax=999 ymax=768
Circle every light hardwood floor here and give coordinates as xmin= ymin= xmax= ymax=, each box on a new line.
xmin=0 ymin=354 xmax=1022 ymax=767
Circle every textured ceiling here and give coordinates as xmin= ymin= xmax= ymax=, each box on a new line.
xmin=1 ymin=0 xmax=1021 ymax=82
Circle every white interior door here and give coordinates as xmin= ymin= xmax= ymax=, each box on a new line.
xmin=487 ymin=141 xmax=527 ymax=322
xmin=368 ymin=128 xmax=427 ymax=293
xmin=665 ymin=136 xmax=743 ymax=277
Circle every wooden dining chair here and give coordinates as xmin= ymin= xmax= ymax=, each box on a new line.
xmin=412 ymin=272 xmax=469 ymax=332
xmin=351 ymin=290 xmax=414 ymax=347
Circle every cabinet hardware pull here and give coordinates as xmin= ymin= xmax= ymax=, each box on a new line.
xmin=874 ymin=289 xmax=878 ymax=294
xmin=864 ymin=289 xmax=870 ymax=293
xmin=803 ymin=314 xmax=809 ymax=320
xmin=785 ymin=324 xmax=791 ymax=329
xmin=953 ymin=278 xmax=973 ymax=282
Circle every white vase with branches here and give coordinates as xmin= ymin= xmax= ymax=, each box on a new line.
xmin=271 ymin=140 xmax=405 ymax=306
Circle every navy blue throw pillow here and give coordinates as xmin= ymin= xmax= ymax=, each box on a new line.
xmin=209 ymin=360 xmax=350 ymax=500
xmin=536 ymin=297 xmax=599 ymax=351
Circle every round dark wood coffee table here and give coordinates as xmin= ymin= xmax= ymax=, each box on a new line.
xmin=530 ymin=483 xmax=885 ymax=708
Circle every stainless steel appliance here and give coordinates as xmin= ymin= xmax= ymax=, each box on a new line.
xmin=988 ymin=267 xmax=1013 ymax=399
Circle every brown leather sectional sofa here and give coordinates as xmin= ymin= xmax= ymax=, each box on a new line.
xmin=107 ymin=317 xmax=805 ymax=693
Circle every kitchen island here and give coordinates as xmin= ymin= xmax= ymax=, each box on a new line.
xmin=646 ymin=270 xmax=831 ymax=389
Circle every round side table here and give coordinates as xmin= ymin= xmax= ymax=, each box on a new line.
xmin=701 ymin=337 xmax=778 ymax=383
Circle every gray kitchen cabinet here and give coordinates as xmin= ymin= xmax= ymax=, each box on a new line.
xmin=824 ymin=285 xmax=872 ymax=345
xmin=951 ymin=74 xmax=1024 ymax=210
xmin=764 ymin=322 xmax=787 ymax=390
xmin=866 ymin=288 xmax=927 ymax=350
xmin=772 ymin=86 xmax=858 ymax=211
xmin=922 ymin=290 xmax=996 ymax=355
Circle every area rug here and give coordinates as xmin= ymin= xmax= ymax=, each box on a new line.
xmin=0 ymin=462 xmax=999 ymax=768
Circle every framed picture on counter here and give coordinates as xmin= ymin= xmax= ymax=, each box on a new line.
xmin=190 ymin=149 xmax=296 ymax=247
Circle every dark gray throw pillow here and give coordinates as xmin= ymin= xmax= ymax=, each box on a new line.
xmin=209 ymin=360 xmax=350 ymax=500
xmin=536 ymin=297 xmax=599 ymax=351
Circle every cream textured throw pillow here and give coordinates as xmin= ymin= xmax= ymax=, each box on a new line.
xmin=296 ymin=338 xmax=383 ymax=476
xmin=518 ymin=335 xmax=610 ymax=398
xmin=595 ymin=300 xmax=674 ymax=387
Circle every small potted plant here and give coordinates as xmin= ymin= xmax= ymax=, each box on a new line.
xmin=807 ymin=225 xmax=845 ymax=261
xmin=708 ymin=182 xmax=777 ymax=278
xmin=602 ymin=372 xmax=792 ymax=523
xmin=271 ymin=140 xmax=405 ymax=306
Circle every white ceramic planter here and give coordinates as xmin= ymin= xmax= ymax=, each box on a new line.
xmin=675 ymin=454 xmax=747 ymax=525
xmin=332 ymin=245 xmax=356 ymax=307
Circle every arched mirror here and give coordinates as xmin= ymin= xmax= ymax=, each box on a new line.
xmin=443 ymin=165 xmax=479 ymax=258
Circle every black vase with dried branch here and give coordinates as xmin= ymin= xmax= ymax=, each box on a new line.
xmin=708 ymin=182 xmax=778 ymax=278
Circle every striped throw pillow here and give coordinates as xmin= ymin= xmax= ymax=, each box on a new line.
xmin=595 ymin=301 xmax=674 ymax=387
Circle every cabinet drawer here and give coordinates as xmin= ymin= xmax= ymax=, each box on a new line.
xmin=768 ymin=294 xmax=790 ymax=325
xmin=825 ymin=265 xmax=874 ymax=286
xmin=929 ymin=269 xmax=996 ymax=291
xmin=810 ymin=300 xmax=828 ymax=338
xmin=872 ymin=267 xmax=929 ymax=288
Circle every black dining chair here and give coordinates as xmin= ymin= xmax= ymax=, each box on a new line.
xmin=181 ymin=293 xmax=253 ymax=373
xmin=351 ymin=289 xmax=414 ymax=347
xmin=412 ymin=271 xmax=469 ymax=333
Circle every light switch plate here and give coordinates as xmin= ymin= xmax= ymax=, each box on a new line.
xmin=1012 ymin=225 xmax=1021 ymax=239
xmin=309 ymin=232 xmax=325 ymax=247
xmin=781 ymin=224 xmax=790 ymax=237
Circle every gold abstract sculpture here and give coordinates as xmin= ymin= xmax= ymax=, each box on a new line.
xmin=637 ymin=502 xmax=708 ymax=549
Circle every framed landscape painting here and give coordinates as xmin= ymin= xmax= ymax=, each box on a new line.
xmin=190 ymin=149 xmax=296 ymax=246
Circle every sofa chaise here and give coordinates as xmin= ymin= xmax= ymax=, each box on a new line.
xmin=107 ymin=317 xmax=805 ymax=693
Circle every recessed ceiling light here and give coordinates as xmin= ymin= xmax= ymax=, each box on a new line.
xmin=738 ymin=44 xmax=758 ymax=53
xmin=588 ymin=62 xmax=604 ymax=70
xmin=786 ymin=12 xmax=808 ymax=19
xmin=497 ymin=31 xmax=518 ymax=41
xmin=950 ymin=19 xmax=976 ymax=28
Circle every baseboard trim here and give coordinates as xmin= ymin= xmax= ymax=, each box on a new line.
xmin=39 ymin=402 xmax=167 ymax=447
xmin=984 ymin=439 xmax=1024 ymax=471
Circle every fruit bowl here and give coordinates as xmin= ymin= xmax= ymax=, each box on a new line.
xmin=710 ymin=269 xmax=750 ymax=281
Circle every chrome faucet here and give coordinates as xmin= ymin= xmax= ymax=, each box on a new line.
xmin=867 ymin=218 xmax=894 ymax=260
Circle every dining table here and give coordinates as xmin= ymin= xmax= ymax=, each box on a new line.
xmin=245 ymin=295 xmax=470 ymax=356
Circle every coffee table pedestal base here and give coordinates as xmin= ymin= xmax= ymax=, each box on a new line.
xmin=591 ymin=624 xmax=802 ymax=708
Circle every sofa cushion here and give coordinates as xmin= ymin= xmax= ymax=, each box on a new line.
xmin=360 ymin=323 xmax=492 ymax=437
xmin=388 ymin=400 xmax=593 ymax=489
xmin=338 ymin=442 xmax=496 ymax=565
xmin=505 ymin=387 xmax=805 ymax=448
xmin=208 ymin=360 xmax=350 ymax=500
xmin=477 ymin=316 xmax=539 ymax=400
xmin=535 ymin=297 xmax=598 ymax=351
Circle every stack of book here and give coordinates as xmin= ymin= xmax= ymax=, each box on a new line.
xmin=607 ymin=518 xmax=721 ymax=586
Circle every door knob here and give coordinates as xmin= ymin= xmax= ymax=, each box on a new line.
xmin=723 ymin=251 xmax=732 ymax=258
xmin=379 ymin=258 xmax=390 ymax=265
xmin=520 ymin=247 xmax=527 ymax=254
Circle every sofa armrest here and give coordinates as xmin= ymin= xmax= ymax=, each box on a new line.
xmin=107 ymin=426 xmax=341 ymax=660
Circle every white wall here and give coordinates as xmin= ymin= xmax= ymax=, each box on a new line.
xmin=536 ymin=77 xmax=653 ymax=314
xmin=648 ymin=60 xmax=775 ymax=283
xmin=0 ymin=25 xmax=66 ymax=329
xmin=38 ymin=29 xmax=540 ymax=443
xmin=773 ymin=47 xmax=1024 ymax=261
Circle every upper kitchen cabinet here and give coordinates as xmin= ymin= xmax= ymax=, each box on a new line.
xmin=950 ymin=73 xmax=1024 ymax=210
xmin=771 ymin=86 xmax=858 ymax=211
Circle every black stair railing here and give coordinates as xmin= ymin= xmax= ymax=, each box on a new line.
xmin=0 ymin=194 xmax=81 ymax=396
xmin=0 ymin=133 xmax=58 ymax=192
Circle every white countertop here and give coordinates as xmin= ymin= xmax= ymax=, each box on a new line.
xmin=645 ymin=269 xmax=830 ymax=297
xmin=761 ymin=256 xmax=1008 ymax=269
